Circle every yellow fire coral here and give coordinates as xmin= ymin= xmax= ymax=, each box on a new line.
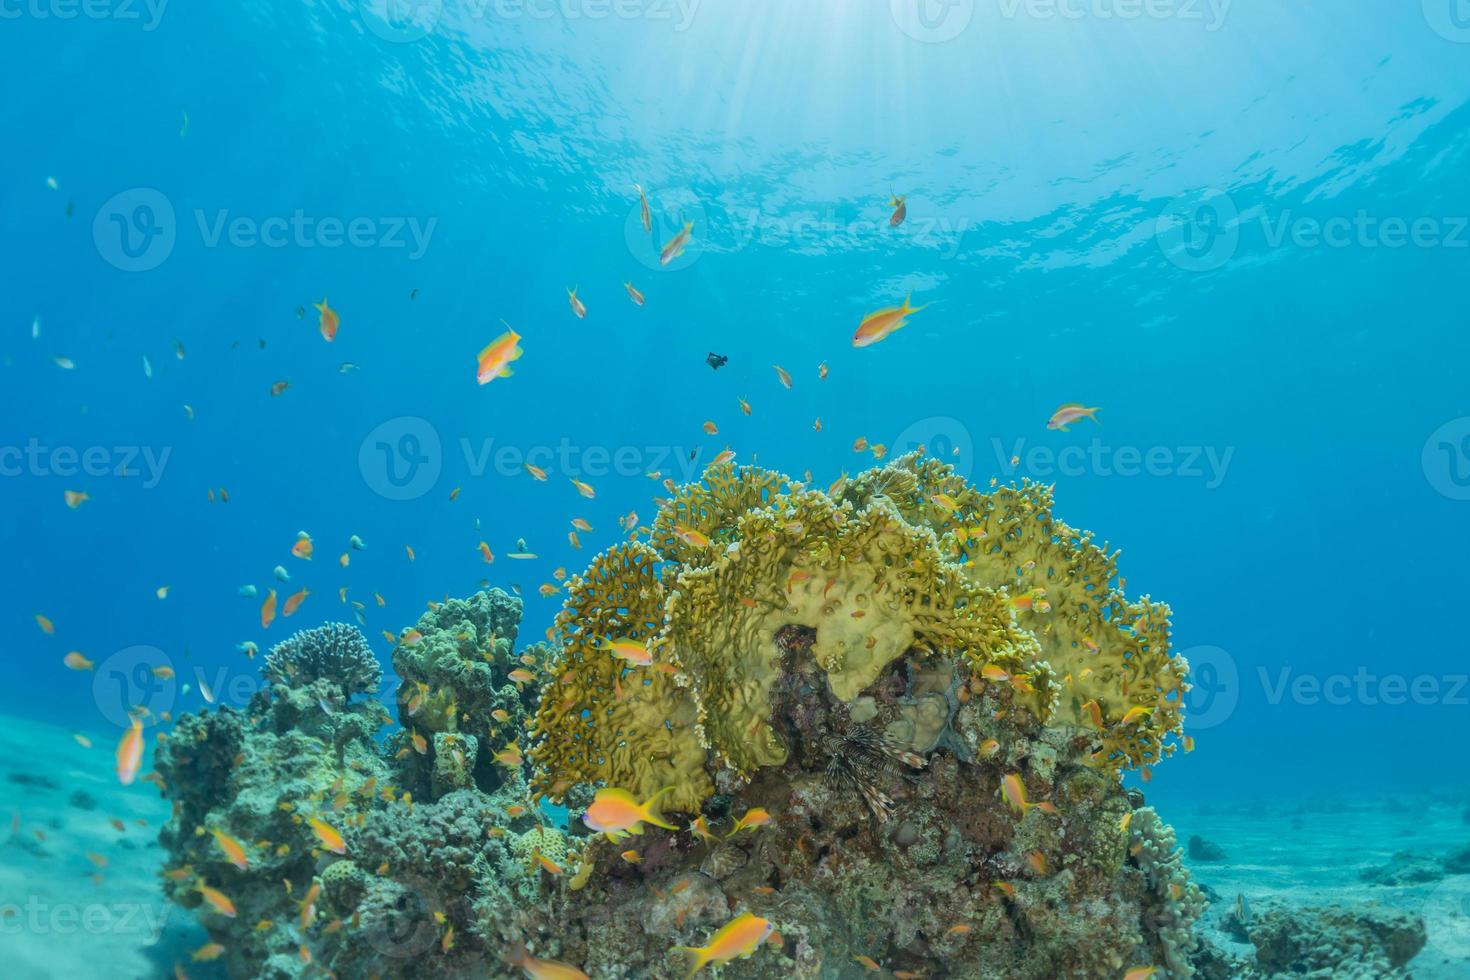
xmin=530 ymin=454 xmax=1188 ymax=813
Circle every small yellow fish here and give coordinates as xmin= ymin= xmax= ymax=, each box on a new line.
xmin=999 ymin=773 xmax=1058 ymax=817
xmin=570 ymin=478 xmax=596 ymax=499
xmin=773 ymin=365 xmax=792 ymax=389
xmin=308 ymin=815 xmax=346 ymax=855
xmin=671 ymin=913 xmax=774 ymax=976
xmin=727 ymin=807 xmax=771 ymax=837
xmin=582 ymin=787 xmax=676 ymax=840
xmin=210 ymin=829 xmax=250 ymax=870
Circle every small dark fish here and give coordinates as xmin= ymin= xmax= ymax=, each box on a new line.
xmin=707 ymin=352 xmax=728 ymax=370
xmin=689 ymin=450 xmax=697 ymax=461
xmin=410 ymin=289 xmax=419 ymax=300
xmin=66 ymin=200 xmax=75 ymax=218
xmin=295 ymin=306 xmax=305 ymax=319
xmin=259 ymin=338 xmax=266 ymax=349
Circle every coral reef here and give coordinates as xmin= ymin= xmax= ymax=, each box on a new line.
xmin=390 ymin=590 xmax=547 ymax=799
xmin=1194 ymin=901 xmax=1427 ymax=978
xmin=152 ymin=612 xmax=567 ymax=979
xmin=526 ymin=455 xmax=1202 ymax=977
xmin=147 ymin=456 xmax=1226 ymax=979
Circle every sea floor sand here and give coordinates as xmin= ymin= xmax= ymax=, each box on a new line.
xmin=1171 ymin=794 xmax=1470 ymax=978
xmin=3 ymin=709 xmax=1468 ymax=978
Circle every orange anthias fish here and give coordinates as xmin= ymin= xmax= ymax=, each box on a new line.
xmin=477 ymin=328 xmax=524 ymax=385
xmin=727 ymin=807 xmax=771 ymax=837
xmin=624 ymin=282 xmax=645 ymax=306
xmin=116 ymin=716 xmax=144 ymax=785
xmin=1046 ymin=403 xmax=1101 ymax=431
xmin=35 ymin=614 xmax=55 ymax=634
xmin=210 ymin=829 xmax=249 ymax=870
xmin=582 ymin=787 xmax=676 ymax=840
xmin=64 ymin=651 xmax=95 ymax=671
xmin=852 ymin=293 xmax=927 ymax=348
xmin=64 ymin=490 xmax=89 ymax=509
xmin=308 ymin=815 xmax=347 ymax=855
xmin=673 ymin=526 xmax=711 ymax=549
xmin=567 ymin=287 xmax=586 ymax=319
xmin=1000 ymin=773 xmax=1058 ymax=817
xmin=773 ymin=365 xmax=792 ymax=389
xmin=570 ymin=478 xmax=596 ymax=499
xmin=507 ymin=942 xmax=590 ymax=980
xmin=634 ymin=183 xmax=652 ymax=233
xmin=197 ymin=883 xmax=236 ymax=918
xmin=671 ymin=913 xmax=775 ymax=976
xmin=261 ymin=590 xmax=278 ymax=629
xmin=282 ymin=589 xmax=310 ymax=617
xmin=599 ymin=638 xmax=653 ymax=667
xmin=660 ymin=220 xmax=694 ymax=265
xmin=314 ymin=298 xmax=339 ymax=342
xmin=888 ymin=194 xmax=907 ymax=227
xmin=291 ymin=536 xmax=313 ymax=561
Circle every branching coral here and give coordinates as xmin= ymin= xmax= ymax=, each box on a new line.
xmin=263 ymin=622 xmax=383 ymax=699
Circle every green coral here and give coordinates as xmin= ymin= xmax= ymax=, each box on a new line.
xmin=531 ymin=455 xmax=1187 ymax=814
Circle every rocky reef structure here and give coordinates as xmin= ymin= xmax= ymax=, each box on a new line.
xmin=528 ymin=454 xmax=1202 ymax=978
xmin=149 ymin=457 xmax=1212 ymax=979
xmin=1194 ymin=900 xmax=1427 ymax=978
xmin=153 ymin=608 xmax=566 ymax=979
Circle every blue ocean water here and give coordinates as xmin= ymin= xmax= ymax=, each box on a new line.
xmin=3 ymin=0 xmax=1470 ymax=828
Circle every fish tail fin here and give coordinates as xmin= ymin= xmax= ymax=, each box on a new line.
xmin=642 ymin=786 xmax=678 ymax=830
xmin=499 ymin=367 xmax=514 ymax=378
xmin=314 ymin=298 xmax=327 ymax=312
xmin=1088 ymin=408 xmax=1101 ymax=425
xmin=671 ymin=945 xmax=709 ymax=979
xmin=568 ymin=286 xmax=577 ymax=297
